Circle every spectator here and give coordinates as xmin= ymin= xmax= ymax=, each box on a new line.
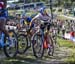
xmin=62 ymin=22 xmax=66 ymax=37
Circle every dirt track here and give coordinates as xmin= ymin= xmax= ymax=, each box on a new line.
xmin=0 ymin=45 xmax=73 ymax=64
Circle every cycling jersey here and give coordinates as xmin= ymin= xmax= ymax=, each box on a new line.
xmin=26 ymin=17 xmax=32 ymax=22
xmin=34 ymin=13 xmax=50 ymax=21
xmin=20 ymin=17 xmax=32 ymax=27
xmin=0 ymin=9 xmax=8 ymax=19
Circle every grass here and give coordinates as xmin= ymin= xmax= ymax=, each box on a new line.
xmin=57 ymin=38 xmax=75 ymax=48
xmin=64 ymin=52 xmax=75 ymax=63
xmin=57 ymin=38 xmax=75 ymax=63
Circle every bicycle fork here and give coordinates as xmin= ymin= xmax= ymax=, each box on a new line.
xmin=0 ymin=32 xmax=12 ymax=47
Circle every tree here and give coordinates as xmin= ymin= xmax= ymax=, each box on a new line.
xmin=63 ymin=0 xmax=71 ymax=8
xmin=71 ymin=0 xmax=75 ymax=2
xmin=70 ymin=0 xmax=75 ymax=6
xmin=18 ymin=0 xmax=30 ymax=3
xmin=58 ymin=0 xmax=61 ymax=6
xmin=36 ymin=0 xmax=40 ymax=2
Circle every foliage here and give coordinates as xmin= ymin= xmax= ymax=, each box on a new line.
xmin=57 ymin=38 xmax=75 ymax=47
xmin=58 ymin=9 xmax=62 ymax=12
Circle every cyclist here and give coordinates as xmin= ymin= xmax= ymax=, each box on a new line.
xmin=15 ymin=13 xmax=20 ymax=23
xmin=20 ymin=14 xmax=32 ymax=29
xmin=15 ymin=13 xmax=21 ymax=30
xmin=0 ymin=1 xmax=8 ymax=36
xmin=30 ymin=7 xmax=52 ymax=55
xmin=30 ymin=7 xmax=51 ymax=34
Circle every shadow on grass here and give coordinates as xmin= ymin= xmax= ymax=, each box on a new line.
xmin=0 ymin=54 xmax=75 ymax=64
xmin=0 ymin=56 xmax=46 ymax=64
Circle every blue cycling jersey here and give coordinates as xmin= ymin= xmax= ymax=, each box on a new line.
xmin=0 ymin=9 xmax=8 ymax=18
xmin=20 ymin=16 xmax=32 ymax=26
xmin=26 ymin=17 xmax=35 ymax=27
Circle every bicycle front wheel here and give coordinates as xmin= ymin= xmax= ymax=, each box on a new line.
xmin=32 ymin=33 xmax=44 ymax=58
xmin=3 ymin=30 xmax=18 ymax=58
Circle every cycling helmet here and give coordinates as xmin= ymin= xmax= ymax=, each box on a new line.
xmin=26 ymin=17 xmax=32 ymax=22
xmin=39 ymin=7 xmax=46 ymax=14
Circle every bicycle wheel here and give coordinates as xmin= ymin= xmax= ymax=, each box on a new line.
xmin=32 ymin=33 xmax=44 ymax=58
xmin=47 ymin=34 xmax=54 ymax=56
xmin=3 ymin=30 xmax=18 ymax=57
xmin=18 ymin=34 xmax=28 ymax=54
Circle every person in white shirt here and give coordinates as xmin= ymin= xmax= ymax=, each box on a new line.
xmin=29 ymin=7 xmax=53 ymax=56
xmin=30 ymin=7 xmax=52 ymax=33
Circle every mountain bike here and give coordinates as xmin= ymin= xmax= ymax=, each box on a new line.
xmin=17 ymin=20 xmax=39 ymax=54
xmin=17 ymin=20 xmax=42 ymax=56
xmin=18 ymin=20 xmax=54 ymax=58
xmin=17 ymin=25 xmax=31 ymax=54
xmin=32 ymin=20 xmax=54 ymax=58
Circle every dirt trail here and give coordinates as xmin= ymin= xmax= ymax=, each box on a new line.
xmin=0 ymin=46 xmax=73 ymax=64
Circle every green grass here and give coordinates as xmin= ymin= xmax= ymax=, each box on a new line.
xmin=64 ymin=51 xmax=75 ymax=63
xmin=57 ymin=38 xmax=75 ymax=62
xmin=57 ymin=38 xmax=75 ymax=48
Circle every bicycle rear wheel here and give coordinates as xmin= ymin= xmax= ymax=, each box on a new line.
xmin=32 ymin=33 xmax=44 ymax=58
xmin=47 ymin=34 xmax=54 ymax=56
xmin=3 ymin=30 xmax=18 ymax=57
xmin=18 ymin=34 xmax=28 ymax=54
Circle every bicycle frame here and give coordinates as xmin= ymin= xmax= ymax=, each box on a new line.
xmin=0 ymin=32 xmax=5 ymax=47
xmin=0 ymin=31 xmax=11 ymax=48
xmin=32 ymin=25 xmax=49 ymax=49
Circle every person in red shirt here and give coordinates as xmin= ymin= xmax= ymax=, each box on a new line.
xmin=70 ymin=31 xmax=74 ymax=37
